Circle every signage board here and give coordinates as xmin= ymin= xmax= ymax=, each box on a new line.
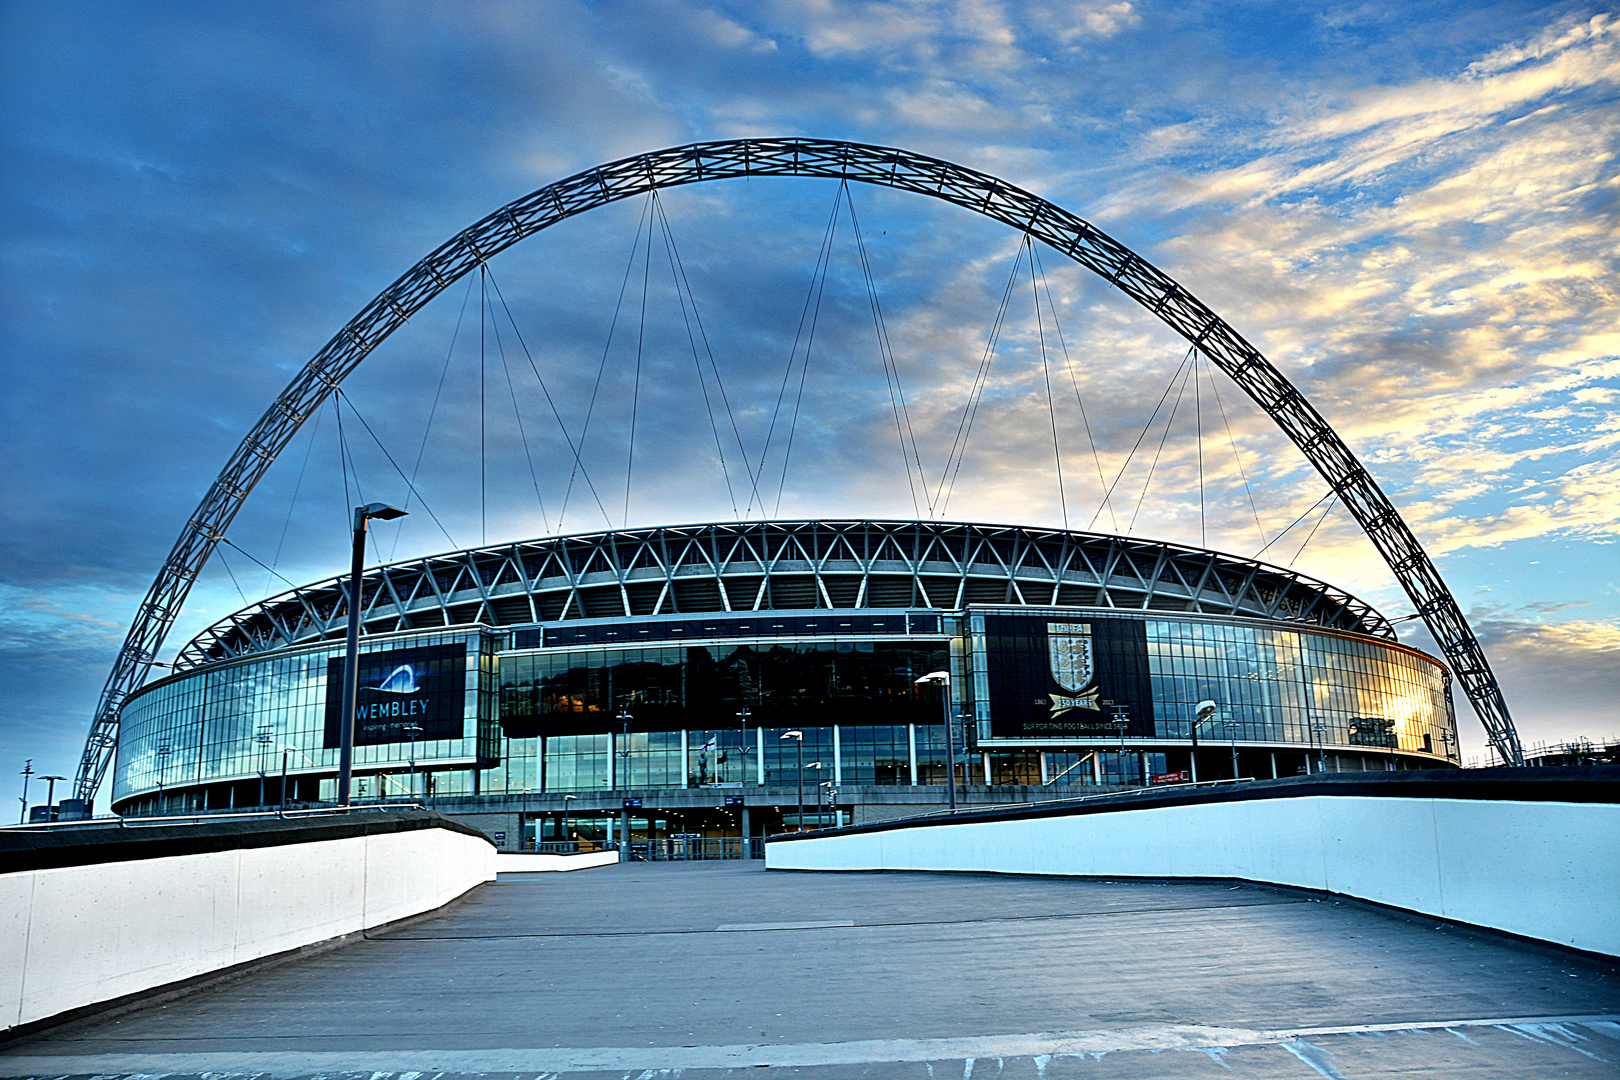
xmin=981 ymin=614 xmax=1154 ymax=739
xmin=1150 ymin=770 xmax=1191 ymax=786
xmin=493 ymin=832 xmax=506 ymax=842
xmin=323 ymin=643 xmax=466 ymax=749
xmin=623 ymin=797 xmax=643 ymax=809
xmin=724 ymin=795 xmax=744 ymax=807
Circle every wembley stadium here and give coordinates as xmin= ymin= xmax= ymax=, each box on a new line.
xmin=111 ymin=518 xmax=1460 ymax=844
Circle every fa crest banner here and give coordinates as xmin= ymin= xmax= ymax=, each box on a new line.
xmin=1047 ymin=622 xmax=1101 ymax=715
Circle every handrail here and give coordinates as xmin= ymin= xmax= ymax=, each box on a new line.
xmin=0 ymin=802 xmax=428 ymax=833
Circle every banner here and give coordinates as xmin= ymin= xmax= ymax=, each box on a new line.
xmin=323 ymin=643 xmax=467 ymax=748
xmin=982 ymin=614 xmax=1154 ymax=739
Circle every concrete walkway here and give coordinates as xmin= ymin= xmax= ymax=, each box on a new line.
xmin=4 ymin=861 xmax=1618 ymax=1077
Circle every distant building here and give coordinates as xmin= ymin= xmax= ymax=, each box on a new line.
xmin=1524 ymin=738 xmax=1619 ymax=768
xmin=111 ymin=520 xmax=1461 ymax=844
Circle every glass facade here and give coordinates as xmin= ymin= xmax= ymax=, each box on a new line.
xmin=964 ymin=609 xmax=1453 ymax=759
xmin=112 ymin=606 xmax=1456 ymax=812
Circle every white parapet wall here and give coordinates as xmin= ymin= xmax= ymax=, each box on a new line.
xmin=0 ymin=812 xmax=496 ymax=1033
xmin=496 ymin=849 xmax=620 ymax=872
xmin=767 ymin=777 xmax=1620 ymax=958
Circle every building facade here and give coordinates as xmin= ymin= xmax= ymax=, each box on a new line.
xmin=112 ymin=521 xmax=1460 ymax=842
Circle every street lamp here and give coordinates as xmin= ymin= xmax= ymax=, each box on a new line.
xmin=915 ymin=672 xmax=957 ymax=811
xmin=562 ymin=794 xmax=576 ymax=851
xmin=737 ymin=707 xmax=751 ymax=785
xmin=616 ymin=708 xmax=633 ymax=859
xmin=255 ymin=726 xmax=273 ymax=807
xmin=156 ymin=742 xmax=173 ymax=812
xmin=805 ymin=761 xmax=823 ymax=829
xmin=1191 ymin=700 xmax=1217 ymax=782
xmin=17 ymin=760 xmax=32 ymax=825
xmin=39 ymin=775 xmax=66 ymax=822
xmin=280 ymin=745 xmax=293 ymax=813
xmin=338 ymin=502 xmax=408 ymax=807
xmin=402 ymin=721 xmax=423 ymax=801
xmin=1224 ymin=720 xmax=1239 ymax=779
xmin=780 ymin=730 xmax=804 ymax=832
xmin=1311 ymin=721 xmax=1327 ymax=773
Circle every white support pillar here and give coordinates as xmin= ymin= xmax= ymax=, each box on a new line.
xmin=607 ymin=731 xmax=615 ymax=790
xmin=832 ymin=726 xmax=842 ymax=785
xmin=1091 ymin=752 xmax=1101 ymax=785
xmin=982 ymin=752 xmax=991 ymax=784
xmin=756 ymin=727 xmax=765 ymax=786
xmin=908 ymin=724 xmax=918 ymax=785
xmin=1270 ymin=751 xmax=1278 ymax=779
xmin=680 ymin=729 xmax=689 ymax=785
xmin=1039 ymin=753 xmax=1049 ymax=785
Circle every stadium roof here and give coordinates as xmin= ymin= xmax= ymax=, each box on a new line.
xmin=178 ymin=520 xmax=1395 ymax=669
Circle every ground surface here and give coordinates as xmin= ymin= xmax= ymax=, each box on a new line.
xmin=4 ymin=861 xmax=1618 ymax=1077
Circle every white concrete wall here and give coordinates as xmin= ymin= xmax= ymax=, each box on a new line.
xmin=767 ymin=795 xmax=1620 ymax=957
xmin=3 ymin=824 xmax=495 ymax=1032
xmin=496 ymin=850 xmax=620 ymax=872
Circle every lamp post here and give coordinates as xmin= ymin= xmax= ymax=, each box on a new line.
xmin=255 ymin=726 xmax=273 ymax=806
xmin=805 ymin=761 xmax=823 ymax=828
xmin=280 ymin=746 xmax=292 ymax=813
xmin=337 ymin=502 xmax=408 ymax=807
xmin=616 ymin=708 xmax=633 ymax=859
xmin=780 ymin=730 xmax=803 ymax=832
xmin=156 ymin=742 xmax=172 ymax=813
xmin=39 ymin=775 xmax=66 ymax=822
xmin=737 ymin=707 xmax=751 ymax=785
xmin=1191 ymin=700 xmax=1217 ymax=783
xmin=1311 ymin=721 xmax=1327 ymax=773
xmin=17 ymin=760 xmax=32 ymax=825
xmin=1224 ymin=720 xmax=1239 ymax=779
xmin=915 ymin=672 xmax=956 ymax=811
xmin=402 ymin=721 xmax=422 ymax=801
xmin=562 ymin=794 xmax=576 ymax=851
xmin=1109 ymin=714 xmax=1129 ymax=786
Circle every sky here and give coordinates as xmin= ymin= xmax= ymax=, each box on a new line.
xmin=2 ymin=0 xmax=1617 ymax=805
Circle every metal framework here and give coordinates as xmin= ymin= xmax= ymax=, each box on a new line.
xmin=178 ymin=520 xmax=1392 ymax=664
xmin=75 ymin=138 xmax=1522 ymax=801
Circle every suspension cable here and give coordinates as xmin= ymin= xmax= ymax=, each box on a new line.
xmin=222 ymin=536 xmax=300 ymax=592
xmin=651 ymin=195 xmax=751 ymax=518
xmin=479 ymin=264 xmax=487 ymax=546
xmin=846 ymin=183 xmax=927 ymax=519
xmin=334 ymin=388 xmax=459 ymax=549
xmin=485 ymin=283 xmax=551 ymax=534
xmin=936 ymin=241 xmax=1025 ymax=520
xmin=484 ymin=265 xmax=614 ymax=530
xmin=1202 ymin=349 xmax=1270 ymax=553
xmin=756 ymin=184 xmax=843 ymax=517
xmin=1029 ymin=236 xmax=1068 ymax=530
xmin=1088 ymin=347 xmax=1195 ymax=531
xmin=623 ymin=192 xmax=657 ymax=528
xmin=1195 ymin=354 xmax=1205 ymax=548
xmin=769 ymin=186 xmax=843 ymax=517
xmin=1289 ymin=495 xmax=1339 ymax=567
xmin=392 ymin=274 xmax=474 ymax=559
xmin=1032 ymin=245 xmax=1114 ymax=533
xmin=267 ymin=404 xmax=322 ymax=594
xmin=1254 ymin=488 xmax=1336 ymax=559
xmin=1127 ymin=356 xmax=1194 ymax=534
xmin=560 ymin=197 xmax=651 ymax=531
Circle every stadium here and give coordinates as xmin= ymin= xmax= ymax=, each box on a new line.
xmin=111 ymin=518 xmax=1460 ymax=845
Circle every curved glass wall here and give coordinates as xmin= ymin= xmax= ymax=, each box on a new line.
xmin=114 ymin=608 xmax=1455 ymax=812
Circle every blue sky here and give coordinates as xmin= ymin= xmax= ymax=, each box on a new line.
xmin=2 ymin=0 xmax=1616 ymax=800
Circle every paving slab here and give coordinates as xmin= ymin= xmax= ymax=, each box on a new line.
xmin=3 ymin=861 xmax=1617 ymax=1078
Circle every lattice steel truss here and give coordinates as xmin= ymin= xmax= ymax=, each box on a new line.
xmin=177 ymin=520 xmax=1392 ymax=665
xmin=76 ymin=138 xmax=1521 ymax=802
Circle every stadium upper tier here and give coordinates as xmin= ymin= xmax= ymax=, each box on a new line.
xmin=180 ymin=521 xmax=1394 ymax=668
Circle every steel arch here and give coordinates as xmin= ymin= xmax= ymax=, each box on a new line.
xmin=75 ymin=137 xmax=1523 ymax=800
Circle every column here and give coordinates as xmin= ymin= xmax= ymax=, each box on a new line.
xmin=681 ymin=729 xmax=689 ymax=786
xmin=982 ymin=751 xmax=991 ymax=784
xmin=908 ymin=723 xmax=918 ymax=785
xmin=607 ymin=731 xmax=615 ymax=790
xmin=1039 ymin=752 xmax=1049 ymax=785
xmin=832 ymin=725 xmax=843 ymax=785
xmin=756 ymin=727 xmax=764 ymax=787
xmin=1269 ymin=751 xmax=1277 ymax=779
xmin=1091 ymin=752 xmax=1101 ymax=785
